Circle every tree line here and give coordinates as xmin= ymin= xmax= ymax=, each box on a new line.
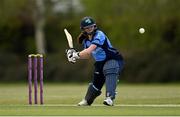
xmin=0 ymin=0 xmax=180 ymax=83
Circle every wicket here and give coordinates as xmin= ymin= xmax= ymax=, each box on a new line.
xmin=28 ymin=54 xmax=44 ymax=105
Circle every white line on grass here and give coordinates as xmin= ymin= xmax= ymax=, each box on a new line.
xmin=45 ymin=104 xmax=180 ymax=107
xmin=1 ymin=104 xmax=180 ymax=107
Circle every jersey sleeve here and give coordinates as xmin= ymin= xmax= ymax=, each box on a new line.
xmin=91 ymin=31 xmax=106 ymax=46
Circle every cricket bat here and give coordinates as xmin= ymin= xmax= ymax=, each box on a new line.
xmin=64 ymin=28 xmax=73 ymax=48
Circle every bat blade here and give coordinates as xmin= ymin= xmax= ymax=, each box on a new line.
xmin=64 ymin=28 xmax=73 ymax=48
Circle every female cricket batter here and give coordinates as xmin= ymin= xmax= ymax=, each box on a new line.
xmin=66 ymin=16 xmax=124 ymax=106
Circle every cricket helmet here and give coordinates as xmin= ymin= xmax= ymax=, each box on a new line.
xmin=80 ymin=16 xmax=96 ymax=29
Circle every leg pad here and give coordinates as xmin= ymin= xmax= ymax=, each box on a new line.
xmin=85 ymin=83 xmax=101 ymax=105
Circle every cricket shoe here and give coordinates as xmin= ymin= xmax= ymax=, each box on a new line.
xmin=77 ymin=99 xmax=89 ymax=106
xmin=103 ymin=97 xmax=113 ymax=106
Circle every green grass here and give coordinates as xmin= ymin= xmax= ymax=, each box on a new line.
xmin=0 ymin=83 xmax=180 ymax=116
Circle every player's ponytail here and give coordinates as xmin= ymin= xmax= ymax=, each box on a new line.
xmin=77 ymin=32 xmax=88 ymax=44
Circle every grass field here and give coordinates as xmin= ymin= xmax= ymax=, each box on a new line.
xmin=0 ymin=83 xmax=180 ymax=116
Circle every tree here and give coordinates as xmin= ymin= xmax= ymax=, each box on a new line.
xmin=34 ymin=0 xmax=46 ymax=54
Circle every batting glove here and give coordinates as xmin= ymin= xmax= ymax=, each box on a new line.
xmin=72 ymin=51 xmax=80 ymax=59
xmin=66 ymin=48 xmax=77 ymax=63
